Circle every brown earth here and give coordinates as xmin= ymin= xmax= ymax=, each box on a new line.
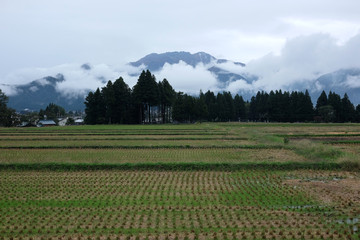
xmin=285 ymin=172 xmax=360 ymax=207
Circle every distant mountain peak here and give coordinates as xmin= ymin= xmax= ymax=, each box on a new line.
xmin=81 ymin=63 xmax=91 ymax=71
xmin=130 ymin=51 xmax=227 ymax=71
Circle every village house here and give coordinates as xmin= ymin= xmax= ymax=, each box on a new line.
xmin=37 ymin=120 xmax=57 ymax=127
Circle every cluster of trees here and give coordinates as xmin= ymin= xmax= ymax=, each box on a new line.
xmin=0 ymin=89 xmax=17 ymax=127
xmin=85 ymin=70 xmax=176 ymax=124
xmin=173 ymin=89 xmax=360 ymax=123
xmin=0 ymin=88 xmax=81 ymax=127
xmin=84 ymin=70 xmax=360 ymax=124
xmin=39 ymin=103 xmax=66 ymax=123
xmin=315 ymin=91 xmax=359 ymax=122
xmin=172 ymin=91 xmax=247 ymax=122
xmin=248 ymin=90 xmax=314 ymax=122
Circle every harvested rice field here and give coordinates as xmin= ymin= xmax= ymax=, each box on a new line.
xmin=1 ymin=170 xmax=359 ymax=239
xmin=0 ymin=123 xmax=359 ymax=239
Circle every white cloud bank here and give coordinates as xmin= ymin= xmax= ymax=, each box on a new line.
xmin=1 ymin=33 xmax=360 ymax=99
xmin=226 ymin=33 xmax=360 ymax=94
xmin=1 ymin=63 xmax=142 ymax=97
xmin=154 ymin=61 xmax=219 ymax=95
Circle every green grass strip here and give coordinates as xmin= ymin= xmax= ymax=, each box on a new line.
xmin=0 ymin=137 xmax=248 ymax=141
xmin=277 ymin=134 xmax=360 ymax=138
xmin=324 ymin=140 xmax=360 ymax=144
xmin=0 ymin=162 xmax=358 ymax=171
xmin=0 ymin=145 xmax=282 ymax=150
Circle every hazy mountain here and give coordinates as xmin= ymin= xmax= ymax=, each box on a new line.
xmin=8 ymin=74 xmax=87 ymax=111
xmin=5 ymin=51 xmax=360 ymax=111
xmin=311 ymin=68 xmax=360 ymax=104
xmin=130 ymin=51 xmax=248 ymax=87
xmin=130 ymin=52 xmax=215 ymax=71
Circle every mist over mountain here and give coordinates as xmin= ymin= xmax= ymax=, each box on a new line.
xmin=5 ymin=49 xmax=360 ymax=111
xmin=8 ymin=74 xmax=86 ymax=111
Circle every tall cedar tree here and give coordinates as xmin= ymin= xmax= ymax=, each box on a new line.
xmin=316 ymin=90 xmax=328 ymax=111
xmin=132 ymin=70 xmax=159 ymax=123
xmin=158 ymin=78 xmax=176 ymax=123
xmin=84 ymin=88 xmax=105 ymax=124
xmin=234 ymin=94 xmax=247 ymax=121
xmin=341 ymin=93 xmax=356 ymax=122
xmin=102 ymin=81 xmax=116 ymax=124
xmin=112 ymin=77 xmax=132 ymax=124
xmin=0 ymin=89 xmax=17 ymax=127
xmin=328 ymin=91 xmax=342 ymax=122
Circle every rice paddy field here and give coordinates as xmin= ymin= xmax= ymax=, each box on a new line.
xmin=0 ymin=123 xmax=359 ymax=239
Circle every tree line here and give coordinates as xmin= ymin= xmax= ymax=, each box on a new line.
xmin=0 ymin=89 xmax=17 ymax=127
xmin=1 ymin=69 xmax=359 ymax=127
xmin=84 ymin=70 xmax=360 ymax=124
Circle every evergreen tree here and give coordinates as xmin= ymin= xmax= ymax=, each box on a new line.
xmin=341 ymin=93 xmax=356 ymax=122
xmin=302 ymin=90 xmax=315 ymax=122
xmin=355 ymin=105 xmax=360 ymax=123
xmin=39 ymin=103 xmax=66 ymax=123
xmin=84 ymin=91 xmax=97 ymax=124
xmin=204 ymin=90 xmax=217 ymax=121
xmin=112 ymin=77 xmax=132 ymax=124
xmin=102 ymin=81 xmax=116 ymax=124
xmin=328 ymin=91 xmax=342 ymax=122
xmin=223 ymin=91 xmax=235 ymax=121
xmin=318 ymin=105 xmax=335 ymax=122
xmin=158 ymin=78 xmax=176 ymax=123
xmin=315 ymin=90 xmax=330 ymax=122
xmin=132 ymin=70 xmax=159 ymax=123
xmin=196 ymin=91 xmax=208 ymax=122
xmin=234 ymin=94 xmax=246 ymax=121
xmin=0 ymin=89 xmax=9 ymax=126
xmin=216 ymin=92 xmax=226 ymax=121
xmin=93 ymin=88 xmax=106 ymax=124
xmin=316 ymin=90 xmax=328 ymax=111
xmin=0 ymin=89 xmax=17 ymax=127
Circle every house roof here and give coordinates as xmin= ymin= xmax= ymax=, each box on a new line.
xmin=38 ymin=120 xmax=56 ymax=125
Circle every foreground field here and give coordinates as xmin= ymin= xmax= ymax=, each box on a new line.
xmin=0 ymin=123 xmax=359 ymax=239
xmin=1 ymin=170 xmax=359 ymax=239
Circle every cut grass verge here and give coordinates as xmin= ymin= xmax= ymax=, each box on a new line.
xmin=290 ymin=140 xmax=343 ymax=161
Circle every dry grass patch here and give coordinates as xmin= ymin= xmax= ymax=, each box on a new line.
xmin=284 ymin=170 xmax=360 ymax=208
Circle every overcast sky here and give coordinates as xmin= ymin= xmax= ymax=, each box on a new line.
xmin=1 ymin=0 xmax=360 ymax=95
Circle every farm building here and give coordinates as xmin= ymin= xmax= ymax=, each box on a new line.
xmin=74 ymin=119 xmax=84 ymax=125
xmin=37 ymin=120 xmax=57 ymax=127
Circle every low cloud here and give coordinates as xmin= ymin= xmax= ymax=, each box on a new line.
xmin=154 ymin=61 xmax=219 ymax=95
xmin=345 ymin=75 xmax=360 ymax=88
xmin=226 ymin=33 xmax=360 ymax=94
xmin=1 ymin=63 xmax=143 ymax=97
xmin=226 ymin=79 xmax=254 ymax=93
xmin=0 ymin=84 xmax=17 ymax=96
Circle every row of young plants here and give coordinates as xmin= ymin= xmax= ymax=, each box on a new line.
xmin=0 ymin=148 xmax=309 ymax=166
